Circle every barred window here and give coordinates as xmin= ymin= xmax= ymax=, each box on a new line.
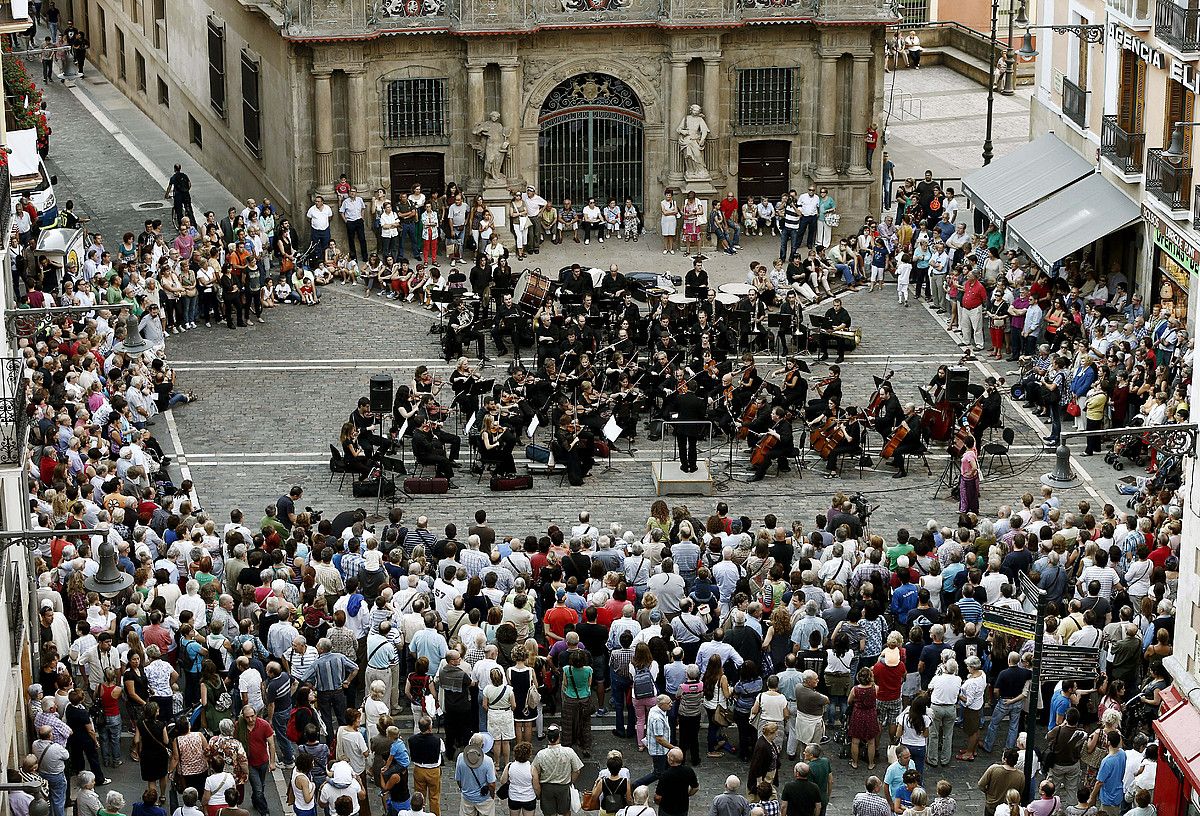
xmin=736 ymin=68 xmax=797 ymax=131
xmin=385 ymin=78 xmax=448 ymax=143
xmin=898 ymin=0 xmax=928 ymax=24
xmin=241 ymin=51 xmax=262 ymax=158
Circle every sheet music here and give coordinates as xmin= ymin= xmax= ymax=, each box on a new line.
xmin=602 ymin=416 xmax=622 ymax=444
xmin=464 ymin=412 xmax=477 ymax=436
xmin=527 ymin=416 xmax=540 ymax=439
xmin=395 ymin=419 xmax=409 ymax=440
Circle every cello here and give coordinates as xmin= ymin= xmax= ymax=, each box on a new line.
xmin=750 ymin=410 xmax=796 ymax=469
xmin=865 ymin=370 xmax=896 ymax=422
xmin=881 ymin=421 xmax=910 ymax=459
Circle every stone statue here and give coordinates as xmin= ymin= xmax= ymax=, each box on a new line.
xmin=677 ymin=103 xmax=711 ymax=179
xmin=472 ymin=111 xmax=510 ymax=183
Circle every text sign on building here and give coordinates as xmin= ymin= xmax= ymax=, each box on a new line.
xmin=1143 ymin=203 xmax=1200 ymax=278
xmin=1038 ymin=643 xmax=1101 ymax=682
xmin=1110 ymin=21 xmax=1200 ymax=93
xmin=982 ymin=605 xmax=1037 ymax=639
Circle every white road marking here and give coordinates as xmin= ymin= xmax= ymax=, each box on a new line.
xmin=65 ymin=81 xmax=170 ymax=188
xmin=918 ymin=302 xmax=1114 ymax=505
xmin=164 ymin=409 xmax=199 ymax=505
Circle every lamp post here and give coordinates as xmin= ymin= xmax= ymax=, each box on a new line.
xmin=983 ymin=0 xmax=1002 ymax=165
xmin=1002 ymin=0 xmax=1017 ymax=96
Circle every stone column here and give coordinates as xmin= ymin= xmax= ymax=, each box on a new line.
xmin=346 ymin=69 xmax=369 ymax=189
xmin=668 ymin=58 xmax=688 ymax=186
xmin=816 ymin=55 xmax=838 ymax=177
xmin=499 ymin=62 xmax=521 ymax=183
xmin=467 ymin=63 xmax=486 ymax=135
xmin=702 ymin=57 xmax=720 ymax=132
xmin=313 ymin=70 xmax=335 ymax=194
xmin=848 ymin=55 xmax=871 ymax=176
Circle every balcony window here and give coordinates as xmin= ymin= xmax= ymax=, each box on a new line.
xmin=1100 ymin=115 xmax=1145 ymax=175
xmin=1062 ymin=78 xmax=1088 ymax=130
xmin=1156 ymin=0 xmax=1200 ymax=53
xmin=207 ymin=17 xmax=226 ymax=119
xmin=1146 ymin=148 xmax=1193 ymax=211
xmin=241 ymin=51 xmax=261 ymax=158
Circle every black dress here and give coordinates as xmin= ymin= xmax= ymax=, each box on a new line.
xmin=137 ymin=718 xmax=171 ymax=782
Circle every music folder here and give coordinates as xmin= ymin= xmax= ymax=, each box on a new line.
xmin=602 ymin=416 xmax=622 ymax=443
xmin=526 ymin=415 xmax=540 ymax=439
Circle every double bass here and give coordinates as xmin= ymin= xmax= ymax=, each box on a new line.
xmin=751 ymin=410 xmax=795 ymax=468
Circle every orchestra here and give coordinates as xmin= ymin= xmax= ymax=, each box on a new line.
xmin=335 ymin=255 xmax=1009 ymax=490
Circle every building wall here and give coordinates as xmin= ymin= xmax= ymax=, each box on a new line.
xmin=74 ymin=0 xmax=297 ymax=217
xmin=1029 ymin=0 xmax=1200 ymax=312
xmin=71 ymin=0 xmax=886 ymax=228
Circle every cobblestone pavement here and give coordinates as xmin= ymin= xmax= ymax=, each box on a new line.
xmin=42 ymin=60 xmax=1118 ymax=816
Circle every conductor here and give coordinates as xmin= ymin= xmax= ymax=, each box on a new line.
xmin=666 ymin=384 xmax=708 ymax=473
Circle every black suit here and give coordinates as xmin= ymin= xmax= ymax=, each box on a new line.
xmin=411 ymin=427 xmax=454 ymax=479
xmin=667 ymin=391 xmax=707 ymax=471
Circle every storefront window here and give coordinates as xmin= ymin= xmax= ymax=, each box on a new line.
xmin=1154 ymin=247 xmax=1191 ymax=324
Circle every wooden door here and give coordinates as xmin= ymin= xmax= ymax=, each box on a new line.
xmin=388 ymin=152 xmax=446 ymax=202
xmin=736 ymin=140 xmax=790 ymax=202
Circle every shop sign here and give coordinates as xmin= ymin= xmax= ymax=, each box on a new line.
xmin=1143 ymin=203 xmax=1200 ymax=280
xmin=1110 ymin=21 xmax=1200 ymax=93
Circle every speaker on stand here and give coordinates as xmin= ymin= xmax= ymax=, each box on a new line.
xmin=947 ymin=367 xmax=970 ymax=404
xmin=370 ymin=374 xmax=394 ymax=414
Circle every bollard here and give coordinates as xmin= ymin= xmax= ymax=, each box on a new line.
xmin=1041 ymin=439 xmax=1081 ymax=489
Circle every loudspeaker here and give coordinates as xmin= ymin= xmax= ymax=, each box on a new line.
xmin=947 ymin=367 xmax=970 ymax=403
xmin=370 ymin=374 xmax=394 ymax=413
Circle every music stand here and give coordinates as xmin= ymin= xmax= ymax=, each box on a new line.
xmin=767 ymin=313 xmax=784 ymax=361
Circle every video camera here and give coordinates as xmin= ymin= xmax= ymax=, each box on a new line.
xmin=848 ymin=491 xmax=879 ymax=524
xmin=305 ymin=505 xmax=324 ymax=523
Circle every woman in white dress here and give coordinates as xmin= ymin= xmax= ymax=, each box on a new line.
xmin=660 ymin=190 xmax=679 ymax=255
xmin=482 ymin=666 xmax=516 ymax=769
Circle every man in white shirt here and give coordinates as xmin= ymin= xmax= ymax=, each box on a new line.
xmin=523 ymin=186 xmax=547 ymax=252
xmin=796 ymin=185 xmax=821 ymax=249
xmin=340 ymin=188 xmax=368 ymax=262
xmin=237 ymin=655 xmax=266 ymax=713
xmin=306 ymin=194 xmax=334 ymax=262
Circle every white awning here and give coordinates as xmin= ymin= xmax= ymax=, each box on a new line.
xmin=1005 ymin=174 xmax=1141 ymax=270
xmin=961 ymin=133 xmax=1095 ymax=227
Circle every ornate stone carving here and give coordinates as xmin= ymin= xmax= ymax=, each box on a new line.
xmin=372 ymin=0 xmax=447 ymax=18
xmin=471 ymin=111 xmax=511 ymax=181
xmin=677 ymin=103 xmax=711 ymax=181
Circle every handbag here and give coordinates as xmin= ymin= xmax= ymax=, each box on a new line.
xmin=569 ymin=786 xmax=582 ymax=814
xmin=1066 ymin=400 xmax=1082 ymax=417
xmin=581 ymin=787 xmax=601 ymax=812
xmin=568 ymin=669 xmax=597 ymax=716
xmin=823 ymin=213 xmax=841 ymax=227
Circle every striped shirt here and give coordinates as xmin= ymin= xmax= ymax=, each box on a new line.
xmin=313 ymin=651 xmax=357 ymax=692
xmin=459 ymin=549 xmax=489 ymax=579
xmin=340 ymin=552 xmax=364 ymax=583
xmin=283 ymin=646 xmax=317 ymax=683
xmin=405 ymin=528 xmax=436 ymax=558
xmin=955 ymin=596 xmax=984 ymax=624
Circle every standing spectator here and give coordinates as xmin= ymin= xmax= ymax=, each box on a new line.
xmin=454 ymin=734 xmax=496 ymax=816
xmin=236 ymin=705 xmax=277 ymax=816
xmin=977 ymin=749 xmax=1026 ymax=816
xmin=32 ymin=725 xmax=71 ymax=816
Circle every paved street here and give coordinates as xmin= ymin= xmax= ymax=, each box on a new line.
xmin=36 ymin=58 xmax=1121 ymax=816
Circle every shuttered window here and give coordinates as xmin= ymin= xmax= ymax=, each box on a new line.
xmin=241 ymin=51 xmax=262 ymax=158
xmin=1118 ymin=50 xmax=1145 ymax=135
xmin=207 ymin=17 xmax=226 ymax=119
xmin=1164 ymin=78 xmax=1194 ymax=157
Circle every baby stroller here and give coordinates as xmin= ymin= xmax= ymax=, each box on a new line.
xmin=1103 ymin=417 xmax=1148 ymax=470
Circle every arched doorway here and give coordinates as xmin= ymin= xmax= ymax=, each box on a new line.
xmin=537 ymin=73 xmax=644 ymax=209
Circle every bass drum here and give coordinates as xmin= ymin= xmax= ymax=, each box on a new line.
xmin=515 ymin=269 xmax=553 ymax=314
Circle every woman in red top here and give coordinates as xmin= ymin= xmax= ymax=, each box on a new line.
xmin=98 ymin=667 xmax=124 ymax=767
xmin=405 ymin=656 xmax=436 ymax=728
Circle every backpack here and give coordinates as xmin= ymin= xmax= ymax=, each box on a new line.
xmin=286 ymin=708 xmax=302 ymax=743
xmin=632 ymin=665 xmax=657 ymax=699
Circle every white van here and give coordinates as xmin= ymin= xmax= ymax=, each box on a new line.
xmin=8 ymin=128 xmax=58 ymax=226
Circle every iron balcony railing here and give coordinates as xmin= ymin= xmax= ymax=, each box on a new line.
xmin=1100 ymin=116 xmax=1146 ymax=175
xmin=1108 ymin=0 xmax=1152 ymax=22
xmin=1062 ymin=78 xmax=1088 ymax=130
xmin=1146 ymin=148 xmax=1193 ymax=211
xmin=1194 ymin=184 xmax=1200 ymax=226
xmin=1156 ymin=0 xmax=1200 ymax=52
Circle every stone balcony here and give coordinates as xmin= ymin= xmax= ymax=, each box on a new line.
xmin=248 ymin=0 xmax=894 ymax=38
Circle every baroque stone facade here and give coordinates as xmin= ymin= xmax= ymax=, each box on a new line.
xmin=72 ymin=0 xmax=894 ymax=229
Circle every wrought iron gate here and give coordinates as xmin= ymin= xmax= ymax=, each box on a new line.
xmin=537 ymin=74 xmax=645 ymax=210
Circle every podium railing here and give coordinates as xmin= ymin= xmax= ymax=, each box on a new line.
xmin=658 ymin=420 xmax=714 ymax=468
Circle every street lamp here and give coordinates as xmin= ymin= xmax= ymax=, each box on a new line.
xmin=1163 ymin=121 xmax=1200 ymax=161
xmin=983 ymin=0 xmax=1018 ymax=163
